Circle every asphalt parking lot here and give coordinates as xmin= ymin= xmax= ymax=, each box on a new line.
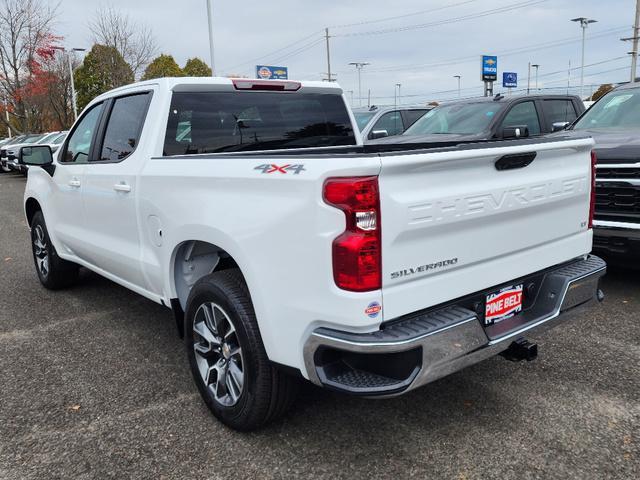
xmin=0 ymin=172 xmax=638 ymax=480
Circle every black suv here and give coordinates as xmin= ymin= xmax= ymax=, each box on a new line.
xmin=368 ymin=94 xmax=585 ymax=144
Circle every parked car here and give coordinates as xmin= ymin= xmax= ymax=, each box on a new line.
xmin=353 ymin=104 xmax=432 ymax=140
xmin=14 ymin=131 xmax=67 ymax=175
xmin=1 ymin=133 xmax=51 ymax=173
xmin=567 ymin=82 xmax=640 ymax=265
xmin=368 ymin=94 xmax=585 ymax=144
xmin=0 ymin=135 xmax=30 ymax=173
xmin=22 ymin=77 xmax=604 ymax=430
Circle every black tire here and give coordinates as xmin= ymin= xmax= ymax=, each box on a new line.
xmin=30 ymin=211 xmax=79 ymax=289
xmin=185 ymin=269 xmax=298 ymax=431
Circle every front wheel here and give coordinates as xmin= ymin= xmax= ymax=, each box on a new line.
xmin=185 ymin=269 xmax=298 ymax=431
xmin=30 ymin=211 xmax=79 ymax=289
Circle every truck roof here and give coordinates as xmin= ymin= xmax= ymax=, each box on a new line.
xmin=93 ymin=76 xmax=344 ymax=103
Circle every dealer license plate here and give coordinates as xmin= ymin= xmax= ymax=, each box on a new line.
xmin=484 ymin=284 xmax=523 ymax=325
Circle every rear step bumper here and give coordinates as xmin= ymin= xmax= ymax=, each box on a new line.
xmin=303 ymin=255 xmax=606 ymax=396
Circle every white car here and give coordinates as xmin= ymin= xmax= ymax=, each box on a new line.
xmin=22 ymin=77 xmax=605 ymax=430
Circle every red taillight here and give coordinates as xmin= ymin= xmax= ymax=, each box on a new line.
xmin=589 ymin=150 xmax=597 ymax=229
xmin=231 ymin=79 xmax=301 ymax=91
xmin=323 ymin=176 xmax=381 ymax=292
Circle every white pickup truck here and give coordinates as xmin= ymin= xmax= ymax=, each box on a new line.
xmin=22 ymin=77 xmax=605 ymax=430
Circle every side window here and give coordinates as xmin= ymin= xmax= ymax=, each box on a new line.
xmin=369 ymin=111 xmax=404 ymax=138
xmin=501 ymin=101 xmax=541 ymax=136
xmin=99 ymin=93 xmax=151 ymax=162
xmin=544 ymin=100 xmax=578 ymax=126
xmin=403 ymin=109 xmax=429 ymax=128
xmin=63 ymin=103 xmax=103 ymax=163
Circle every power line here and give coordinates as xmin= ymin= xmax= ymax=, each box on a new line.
xmin=333 ymin=0 xmax=548 ymax=37
xmin=329 ymin=0 xmax=481 ymax=29
xmin=269 ymin=38 xmax=324 ymax=64
xmin=225 ymin=30 xmax=323 ymax=71
xmin=339 ymin=26 xmax=628 ymax=74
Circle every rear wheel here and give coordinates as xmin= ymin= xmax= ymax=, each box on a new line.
xmin=31 ymin=211 xmax=79 ymax=289
xmin=185 ymin=269 xmax=298 ymax=431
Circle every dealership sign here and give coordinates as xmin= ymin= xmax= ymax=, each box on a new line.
xmin=256 ymin=65 xmax=289 ymax=80
xmin=503 ymin=72 xmax=517 ymax=88
xmin=481 ymin=55 xmax=498 ymax=81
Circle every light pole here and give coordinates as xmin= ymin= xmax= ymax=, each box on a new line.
xmin=53 ymin=46 xmax=85 ymax=120
xmin=348 ymin=62 xmax=369 ymax=107
xmin=206 ymin=0 xmax=216 ymax=76
xmin=531 ymin=64 xmax=540 ymax=90
xmin=395 ymin=83 xmax=402 ymax=105
xmin=453 ymin=75 xmax=461 ymax=98
xmin=571 ymin=17 xmax=597 ymax=98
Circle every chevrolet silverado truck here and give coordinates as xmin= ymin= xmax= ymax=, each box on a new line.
xmin=21 ymin=77 xmax=605 ymax=430
xmin=569 ymin=82 xmax=640 ymax=265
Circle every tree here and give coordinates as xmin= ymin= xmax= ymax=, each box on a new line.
xmin=0 ymin=0 xmax=58 ymax=134
xmin=89 ymin=6 xmax=158 ymax=79
xmin=590 ymin=84 xmax=614 ymax=102
xmin=183 ymin=57 xmax=212 ymax=77
xmin=74 ymin=45 xmax=134 ymax=111
xmin=141 ymin=54 xmax=183 ymax=80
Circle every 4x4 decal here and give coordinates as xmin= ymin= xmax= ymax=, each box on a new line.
xmin=254 ymin=164 xmax=306 ymax=175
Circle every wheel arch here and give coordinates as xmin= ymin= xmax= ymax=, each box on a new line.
xmin=169 ymin=240 xmax=247 ymax=337
xmin=24 ymin=197 xmax=42 ymax=227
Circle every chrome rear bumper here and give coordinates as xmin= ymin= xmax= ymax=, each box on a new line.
xmin=303 ymin=255 xmax=606 ymax=395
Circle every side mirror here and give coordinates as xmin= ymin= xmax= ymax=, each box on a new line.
xmin=502 ymin=125 xmax=530 ymax=139
xmin=369 ymin=129 xmax=389 ymax=140
xmin=551 ymin=121 xmax=570 ymax=132
xmin=20 ymin=145 xmax=53 ymax=166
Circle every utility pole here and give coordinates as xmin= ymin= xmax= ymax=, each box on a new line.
xmin=206 ymin=0 xmax=216 ymax=76
xmin=454 ymin=75 xmax=461 ymax=98
xmin=324 ymin=28 xmax=334 ymax=82
xmin=527 ymin=62 xmax=531 ymax=94
xmin=532 ymin=64 xmax=540 ymax=91
xmin=349 ymin=62 xmax=370 ymax=107
xmin=571 ymin=17 xmax=597 ymax=98
xmin=621 ymin=0 xmax=640 ymax=82
xmin=396 ymin=83 xmax=402 ymax=105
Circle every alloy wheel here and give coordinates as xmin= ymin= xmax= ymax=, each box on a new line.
xmin=192 ymin=302 xmax=245 ymax=406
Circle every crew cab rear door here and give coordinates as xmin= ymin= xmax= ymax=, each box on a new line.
xmin=377 ymin=137 xmax=595 ymax=320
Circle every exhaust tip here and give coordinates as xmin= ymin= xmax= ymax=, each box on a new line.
xmin=597 ymin=288 xmax=605 ymax=303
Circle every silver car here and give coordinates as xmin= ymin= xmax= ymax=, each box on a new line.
xmin=353 ymin=105 xmax=432 ymax=141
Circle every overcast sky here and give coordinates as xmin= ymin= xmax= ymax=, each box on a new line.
xmin=57 ymin=0 xmax=635 ymax=104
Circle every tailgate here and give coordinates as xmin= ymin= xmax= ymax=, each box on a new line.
xmin=378 ymin=137 xmax=595 ymax=320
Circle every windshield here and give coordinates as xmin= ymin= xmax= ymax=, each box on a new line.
xmin=52 ymin=133 xmax=66 ymax=145
xmin=574 ymin=87 xmax=640 ymax=130
xmin=404 ymin=102 xmax=503 ymax=135
xmin=20 ymin=134 xmax=45 ymax=144
xmin=36 ymin=132 xmax=59 ymax=144
xmin=353 ymin=111 xmax=376 ymax=131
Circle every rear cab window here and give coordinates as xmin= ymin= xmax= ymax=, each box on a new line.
xmin=543 ymin=99 xmax=578 ymax=125
xmin=163 ymin=91 xmax=355 ymax=155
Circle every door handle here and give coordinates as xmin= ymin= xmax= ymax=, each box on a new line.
xmin=113 ymin=182 xmax=132 ymax=193
xmin=68 ymin=178 xmax=81 ymax=188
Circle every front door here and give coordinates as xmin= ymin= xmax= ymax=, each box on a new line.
xmin=48 ymin=102 xmax=104 ymax=257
